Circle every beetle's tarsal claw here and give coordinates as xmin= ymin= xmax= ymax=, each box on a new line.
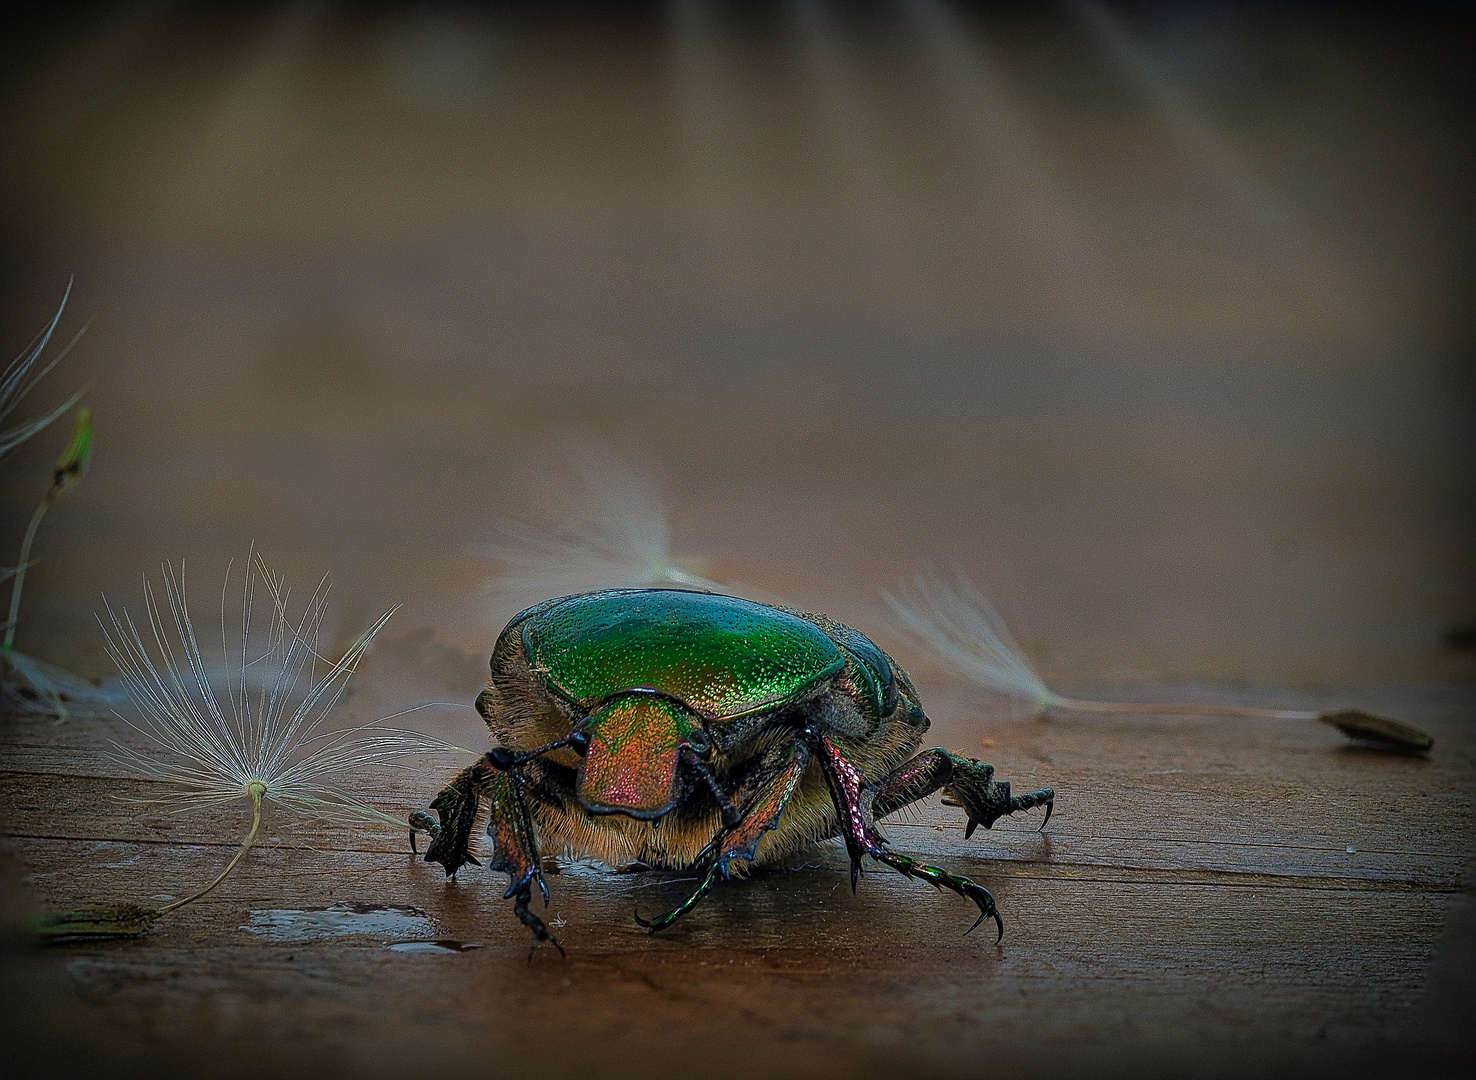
xmin=407 ymin=809 xmax=440 ymax=857
xmin=873 ymin=849 xmax=1003 ymax=941
xmin=634 ymin=866 xmax=722 ymax=933
xmin=960 ymin=882 xmax=1004 ymax=942
xmin=512 ymin=884 xmax=563 ymax=957
xmin=964 ymin=817 xmax=980 ymax=840
xmin=1007 ymin=787 xmax=1055 ymax=830
xmin=964 ymin=908 xmax=1005 ymax=944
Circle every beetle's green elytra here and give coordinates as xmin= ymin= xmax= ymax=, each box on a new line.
xmin=414 ymin=588 xmax=1054 ymax=954
xmin=521 ymin=589 xmax=846 ymax=718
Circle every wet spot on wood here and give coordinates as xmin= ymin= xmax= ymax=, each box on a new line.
xmin=241 ymin=903 xmax=434 ymax=943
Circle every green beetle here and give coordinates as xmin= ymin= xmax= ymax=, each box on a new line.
xmin=411 ymin=589 xmax=1053 ymax=953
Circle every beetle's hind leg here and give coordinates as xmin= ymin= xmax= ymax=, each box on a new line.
xmin=813 ymin=734 xmax=1017 ymax=940
xmin=869 ymin=849 xmax=1002 ymax=940
xmin=875 ymin=748 xmax=1054 ymax=837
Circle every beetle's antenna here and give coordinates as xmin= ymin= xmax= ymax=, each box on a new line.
xmin=680 ymin=746 xmax=743 ymax=827
xmin=882 ymin=566 xmax=1434 ymax=754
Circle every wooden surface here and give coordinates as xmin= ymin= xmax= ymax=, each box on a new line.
xmin=3 ymin=681 xmax=1472 ymax=1080
xmin=1 ymin=10 xmax=1471 ymax=1078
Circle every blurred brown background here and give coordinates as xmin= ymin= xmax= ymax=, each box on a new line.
xmin=3 ymin=6 xmax=1475 ymax=1079
xmin=2 ymin=1 xmax=1472 ymax=709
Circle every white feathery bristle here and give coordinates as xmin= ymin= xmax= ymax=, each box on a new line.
xmin=0 ymin=648 xmax=119 ymax=720
xmin=101 ymin=554 xmax=464 ymax=823
xmin=1 ymin=278 xmax=87 ymax=460
xmin=481 ymin=438 xmax=719 ymax=601
xmin=881 ymin=567 xmax=1053 ymax=708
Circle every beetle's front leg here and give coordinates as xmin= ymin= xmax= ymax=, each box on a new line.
xmin=416 ymin=758 xmax=493 ymax=877
xmin=811 ymin=731 xmax=1006 ymax=941
xmin=484 ymin=767 xmax=563 ymax=957
xmin=417 ymin=755 xmax=562 ymax=956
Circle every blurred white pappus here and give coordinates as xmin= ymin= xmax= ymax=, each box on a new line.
xmin=1 ymin=277 xmax=89 ymax=461
xmin=881 ymin=566 xmax=1054 ymax=711
xmin=881 ymin=565 xmax=1435 ymax=754
xmin=100 ymin=553 xmax=467 ymax=826
xmin=0 ymin=648 xmax=121 ymax=720
xmin=479 ymin=440 xmax=721 ymax=605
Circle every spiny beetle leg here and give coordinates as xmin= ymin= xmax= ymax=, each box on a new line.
xmin=512 ymin=882 xmax=564 ymax=960
xmin=809 ymin=729 xmax=880 ymax=893
xmin=697 ymin=739 xmax=812 ymax=874
xmin=421 ymin=760 xmax=494 ymax=876
xmin=634 ymin=864 xmax=721 ymax=934
xmin=639 ymin=740 xmax=812 ymax=934
xmin=484 ymin=770 xmax=546 ymax=906
xmin=872 ymin=849 xmax=1003 ymax=942
xmin=873 ymin=748 xmax=1054 ymax=838
xmin=953 ymin=784 xmax=1054 ymax=838
xmin=816 ymin=734 xmax=1005 ymax=940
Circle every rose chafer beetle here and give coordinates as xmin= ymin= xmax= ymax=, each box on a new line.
xmin=411 ymin=589 xmax=1054 ymax=953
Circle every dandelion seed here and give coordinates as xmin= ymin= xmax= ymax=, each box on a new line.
xmin=480 ymin=437 xmax=721 ymax=603
xmin=37 ymin=554 xmax=470 ymax=941
xmin=882 ymin=565 xmax=1434 ymax=753
xmin=2 ymin=280 xmax=99 ymax=720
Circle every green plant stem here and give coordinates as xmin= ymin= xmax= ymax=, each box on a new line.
xmin=3 ymin=484 xmax=58 ymax=652
xmin=155 ymin=785 xmax=264 ymax=915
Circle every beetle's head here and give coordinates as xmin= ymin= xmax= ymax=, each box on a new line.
xmin=573 ymin=693 xmax=705 ymax=821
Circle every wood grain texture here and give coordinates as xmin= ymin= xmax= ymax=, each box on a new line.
xmin=2 ymin=682 xmax=1472 ymax=1079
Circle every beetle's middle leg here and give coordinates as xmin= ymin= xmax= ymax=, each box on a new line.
xmin=636 ymin=739 xmax=812 ymax=934
xmin=812 ymin=732 xmax=1011 ymax=940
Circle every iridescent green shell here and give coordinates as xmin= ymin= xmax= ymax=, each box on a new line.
xmin=519 ymin=589 xmax=846 ymax=721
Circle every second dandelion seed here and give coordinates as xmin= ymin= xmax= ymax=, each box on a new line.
xmin=38 ymin=554 xmax=465 ymax=941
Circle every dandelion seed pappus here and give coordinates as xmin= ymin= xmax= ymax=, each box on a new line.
xmin=37 ymin=555 xmax=465 ymax=942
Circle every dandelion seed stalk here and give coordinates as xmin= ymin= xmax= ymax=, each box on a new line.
xmin=155 ymin=780 xmax=264 ymax=915
xmin=4 ymin=408 xmax=91 ymax=653
xmin=37 ymin=781 xmax=266 ymax=941
xmin=883 ymin=566 xmax=1434 ymax=753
